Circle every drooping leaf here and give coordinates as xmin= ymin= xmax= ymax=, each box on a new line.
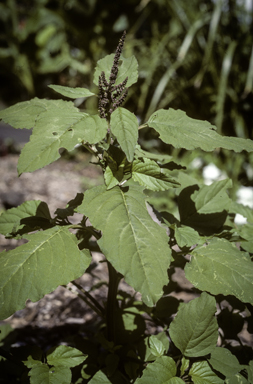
xmin=169 ymin=292 xmax=218 ymax=357
xmin=135 ymin=356 xmax=184 ymax=383
xmin=0 ymin=98 xmax=75 ymax=129
xmin=209 ymin=347 xmax=241 ymax=378
xmin=174 ymin=225 xmax=201 ymax=248
xmin=110 ymin=107 xmax=138 ymax=162
xmin=18 ymin=111 xmax=107 ymax=174
xmin=48 ymin=84 xmax=96 ymax=99
xmin=189 ymin=361 xmax=224 ymax=384
xmin=132 ymin=158 xmax=180 ymax=191
xmin=147 ymin=109 xmax=253 ymax=152
xmin=28 ymin=363 xmax=71 ymax=384
xmin=185 ymin=238 xmax=253 ymax=305
xmin=93 ymin=54 xmax=138 ymax=87
xmin=0 ymin=200 xmax=51 ymax=236
xmin=47 ymin=345 xmax=87 ymax=368
xmin=178 ymin=179 xmax=232 ymax=235
xmin=0 ymin=226 xmax=91 ymax=320
xmin=76 ymin=184 xmax=171 ymax=307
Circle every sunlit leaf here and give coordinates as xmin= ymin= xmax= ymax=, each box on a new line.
xmin=135 ymin=356 xmax=184 ymax=383
xmin=132 ymin=158 xmax=180 ymax=191
xmin=111 ymin=107 xmax=138 ymax=162
xmin=0 ymin=226 xmax=91 ymax=320
xmin=189 ymin=361 xmax=224 ymax=384
xmin=93 ymin=54 xmax=138 ymax=87
xmin=48 ymin=84 xmax=96 ymax=99
xmin=147 ymin=109 xmax=253 ymax=152
xmin=185 ymin=238 xmax=253 ymax=305
xmin=169 ymin=293 xmax=218 ymax=357
xmin=77 ymin=184 xmax=171 ymax=307
xmin=209 ymin=347 xmax=241 ymax=378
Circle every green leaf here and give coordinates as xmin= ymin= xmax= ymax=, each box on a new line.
xmin=88 ymin=369 xmax=129 ymax=384
xmin=209 ymin=347 xmax=241 ymax=378
xmin=18 ymin=110 xmax=107 ymax=174
xmin=238 ymin=223 xmax=253 ymax=253
xmin=0 ymin=226 xmax=91 ymax=320
xmin=178 ymin=179 xmax=232 ymax=235
xmin=134 ymin=144 xmax=174 ymax=163
xmin=169 ymin=292 xmax=218 ymax=357
xmin=0 ymin=200 xmax=51 ymax=236
xmin=93 ymin=54 xmax=138 ymax=87
xmin=77 ymin=185 xmax=171 ymax=307
xmin=185 ymin=238 xmax=253 ymax=305
xmin=48 ymin=84 xmax=96 ymax=99
xmin=47 ymin=345 xmax=87 ymax=368
xmin=229 ymin=202 xmax=253 ymax=223
xmin=28 ymin=363 xmax=71 ymax=384
xmin=147 ymin=109 xmax=253 ymax=152
xmin=110 ymin=107 xmax=138 ymax=162
xmin=132 ymin=158 xmax=180 ymax=191
xmin=104 ymin=163 xmax=124 ymax=190
xmin=180 ymin=357 xmax=190 ymax=376
xmin=225 ymin=373 xmax=249 ymax=383
xmin=174 ymin=225 xmax=201 ymax=248
xmin=189 ymin=361 xmax=224 ymax=384
xmin=135 ymin=356 xmax=184 ymax=383
xmin=246 ymin=361 xmax=253 ymax=384
xmin=0 ymin=98 xmax=75 ymax=129
xmin=148 ymin=335 xmax=167 ymax=357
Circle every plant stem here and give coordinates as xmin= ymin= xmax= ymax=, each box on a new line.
xmin=106 ymin=262 xmax=121 ymax=343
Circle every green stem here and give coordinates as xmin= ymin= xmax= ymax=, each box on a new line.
xmin=106 ymin=262 xmax=121 ymax=343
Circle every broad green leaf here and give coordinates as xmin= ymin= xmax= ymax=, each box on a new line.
xmin=169 ymin=292 xmax=218 ymax=357
xmin=132 ymin=158 xmax=180 ymax=191
xmin=47 ymin=345 xmax=87 ymax=368
xmin=18 ymin=111 xmax=107 ymax=174
xmin=0 ymin=98 xmax=75 ymax=129
xmin=178 ymin=179 xmax=232 ymax=235
xmin=48 ymin=84 xmax=96 ymax=99
xmin=93 ymin=54 xmax=138 ymax=87
xmin=28 ymin=363 xmax=71 ymax=384
xmin=0 ymin=200 xmax=51 ymax=236
xmin=110 ymin=107 xmax=138 ymax=162
xmin=189 ymin=361 xmax=224 ymax=384
xmin=141 ymin=332 xmax=170 ymax=362
xmin=185 ymin=238 xmax=253 ymax=305
xmin=0 ymin=226 xmax=91 ymax=320
xmin=135 ymin=356 xmax=183 ymax=383
xmin=209 ymin=347 xmax=241 ymax=378
xmin=174 ymin=225 xmax=201 ymax=248
xmin=147 ymin=109 xmax=253 ymax=152
xmin=77 ymin=185 xmax=171 ymax=307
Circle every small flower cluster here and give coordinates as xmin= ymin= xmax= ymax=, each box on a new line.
xmin=98 ymin=31 xmax=128 ymax=119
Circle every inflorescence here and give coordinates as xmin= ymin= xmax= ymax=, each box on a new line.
xmin=98 ymin=31 xmax=128 ymax=120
